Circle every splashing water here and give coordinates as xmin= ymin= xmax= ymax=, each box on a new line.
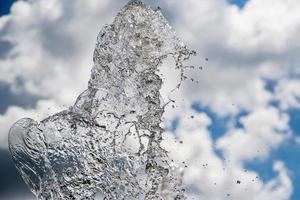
xmin=8 ymin=1 xmax=195 ymax=199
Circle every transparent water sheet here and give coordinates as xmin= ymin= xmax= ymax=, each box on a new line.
xmin=8 ymin=1 xmax=196 ymax=199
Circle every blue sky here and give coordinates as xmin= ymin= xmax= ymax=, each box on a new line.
xmin=1 ymin=0 xmax=300 ymax=199
xmin=0 ymin=0 xmax=15 ymax=16
xmin=228 ymin=0 xmax=248 ymax=8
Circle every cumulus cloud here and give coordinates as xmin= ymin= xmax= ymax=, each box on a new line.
xmin=0 ymin=0 xmax=135 ymax=102
xmin=0 ymin=0 xmax=299 ymax=199
xmin=0 ymin=0 xmax=127 ymax=148
xmin=162 ymin=108 xmax=292 ymax=200
xmin=0 ymin=99 xmax=63 ymax=147
xmin=217 ymin=106 xmax=290 ymax=165
xmin=164 ymin=0 xmax=300 ymax=115
xmin=275 ymin=79 xmax=300 ymax=110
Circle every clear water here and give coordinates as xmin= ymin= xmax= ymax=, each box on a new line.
xmin=8 ymin=1 xmax=195 ymax=199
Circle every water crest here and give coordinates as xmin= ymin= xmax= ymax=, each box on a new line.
xmin=8 ymin=1 xmax=195 ymax=199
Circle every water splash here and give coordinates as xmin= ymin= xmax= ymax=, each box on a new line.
xmin=8 ymin=1 xmax=195 ymax=199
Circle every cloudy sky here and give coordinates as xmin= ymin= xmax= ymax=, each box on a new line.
xmin=1 ymin=0 xmax=300 ymax=199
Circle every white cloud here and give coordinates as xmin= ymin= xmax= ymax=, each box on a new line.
xmin=163 ymin=0 xmax=300 ymax=115
xmin=0 ymin=0 xmax=126 ymax=103
xmin=275 ymin=79 xmax=300 ymax=110
xmin=217 ymin=106 xmax=290 ymax=163
xmin=0 ymin=99 xmax=63 ymax=148
xmin=0 ymin=0 xmax=124 ymax=149
xmin=162 ymin=108 xmax=292 ymax=200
